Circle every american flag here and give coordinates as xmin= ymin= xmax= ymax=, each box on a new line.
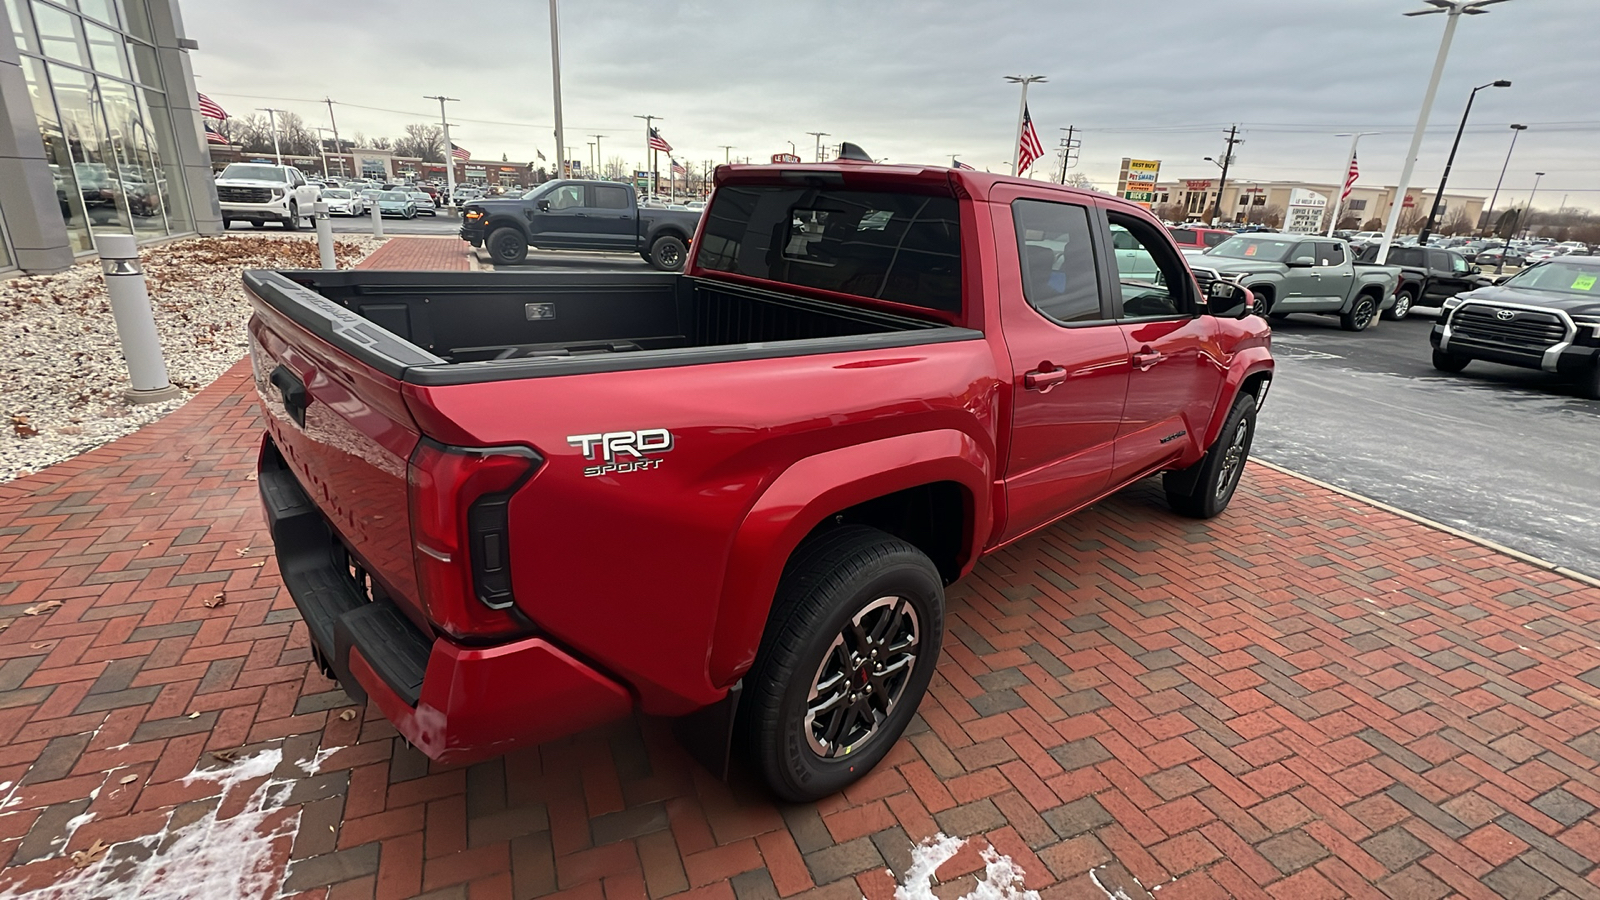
xmin=1017 ymin=105 xmax=1044 ymax=175
xmin=648 ymin=128 xmax=672 ymax=153
xmin=670 ymin=158 xmax=686 ymax=175
xmin=197 ymin=93 xmax=227 ymax=120
xmin=203 ymin=122 xmax=228 ymax=145
xmin=1341 ymin=151 xmax=1360 ymax=200
xmin=451 ymin=143 xmax=470 ymax=161
xmin=952 ymin=159 xmax=976 ymax=171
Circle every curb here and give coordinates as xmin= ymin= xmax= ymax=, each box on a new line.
xmin=1252 ymin=459 xmax=1600 ymax=591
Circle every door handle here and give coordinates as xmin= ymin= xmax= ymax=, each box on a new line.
xmin=1132 ymin=350 xmax=1165 ymax=371
xmin=1024 ymin=365 xmax=1067 ymax=393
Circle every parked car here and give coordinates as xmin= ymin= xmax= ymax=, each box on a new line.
xmin=1356 ymin=245 xmax=1492 ymax=317
xmin=1196 ymin=233 xmax=1401 ymax=331
xmin=407 ymin=191 xmax=437 ymax=216
xmin=1431 ymin=256 xmax=1600 ymax=398
xmin=215 ymin=163 xmax=321 ymax=230
xmin=452 ymin=186 xmax=484 ymax=205
xmin=1166 ymin=226 xmax=1234 ymax=253
xmin=375 ymin=190 xmax=418 ymax=219
xmin=462 ymin=179 xmax=703 ymax=270
xmin=246 ymin=156 xmax=1274 ymax=800
xmin=319 ymin=188 xmax=365 ymax=217
xmin=1473 ymin=246 xmax=1526 ymax=268
xmin=359 ymin=189 xmax=383 ymax=212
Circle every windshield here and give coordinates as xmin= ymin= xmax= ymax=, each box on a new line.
xmin=381 ymin=191 xmax=408 ymax=201
xmin=1208 ymin=236 xmax=1297 ymax=262
xmin=323 ymin=190 xmax=350 ymax=199
xmin=220 ymin=164 xmax=286 ymax=182
xmin=1500 ymin=262 xmax=1600 ymax=297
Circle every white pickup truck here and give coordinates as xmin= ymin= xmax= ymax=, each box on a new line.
xmin=215 ymin=163 xmax=320 ymax=230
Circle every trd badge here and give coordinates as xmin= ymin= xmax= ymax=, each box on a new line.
xmin=566 ymin=429 xmax=674 ymax=477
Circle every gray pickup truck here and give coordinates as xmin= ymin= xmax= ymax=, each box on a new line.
xmin=1190 ymin=233 xmax=1401 ymax=332
xmin=461 ymin=179 xmax=703 ymax=271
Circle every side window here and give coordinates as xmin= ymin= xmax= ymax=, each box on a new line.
xmin=593 ymin=185 xmax=630 ymax=210
xmin=1166 ymin=227 xmax=1198 ymax=247
xmin=1011 ymin=199 xmax=1104 ymax=324
xmin=548 ymin=184 xmax=584 ymax=210
xmin=1202 ymin=231 xmax=1229 ymax=248
xmin=1108 ymin=212 xmax=1192 ymax=319
xmin=1449 ymin=253 xmax=1470 ymax=274
xmin=1314 ymin=242 xmax=1346 ymax=266
xmin=1428 ymin=250 xmax=1451 ymax=271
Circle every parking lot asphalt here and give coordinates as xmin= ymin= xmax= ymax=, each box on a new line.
xmin=1254 ymin=310 xmax=1600 ymax=578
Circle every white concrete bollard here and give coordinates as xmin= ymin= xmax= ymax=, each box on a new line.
xmin=96 ymin=234 xmax=180 ymax=404
xmin=371 ymin=198 xmax=384 ymax=237
xmin=314 ymin=200 xmax=335 ymax=269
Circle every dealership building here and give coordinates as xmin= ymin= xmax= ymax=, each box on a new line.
xmin=0 ymin=0 xmax=220 ymax=275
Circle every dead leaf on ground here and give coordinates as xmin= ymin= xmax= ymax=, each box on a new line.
xmin=338 ymin=709 xmax=357 ymax=721
xmin=245 ymin=473 xmax=258 ymax=481
xmin=252 ymin=561 xmax=265 ymax=568
xmin=236 ymin=547 xmax=251 ymax=556
xmin=187 ymin=712 xmax=200 ymax=719
xmin=31 ymin=642 xmax=53 ymax=650
xmin=12 ymin=416 xmax=38 ymax=439
xmin=71 ymin=839 xmax=108 ymax=869
xmin=23 ymin=600 xmax=62 ymax=616
xmin=210 ymin=749 xmax=238 ymax=763
xmin=141 ymin=541 xmax=151 ymax=548
xmin=204 ymin=592 xmax=225 ymax=609
xmin=118 ymin=774 xmax=138 ymax=785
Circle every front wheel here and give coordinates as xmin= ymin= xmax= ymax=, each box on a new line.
xmin=648 ymin=235 xmax=687 ymax=271
xmin=1164 ymin=393 xmax=1257 ymax=519
xmin=487 ymin=228 xmax=529 ymax=265
xmin=1432 ymin=349 xmax=1470 ymax=373
xmin=1581 ymin=363 xmax=1600 ymax=401
xmin=1340 ymin=294 xmax=1378 ymax=331
xmin=1384 ymin=290 xmax=1415 ymax=321
xmin=221 ymin=217 xmax=232 ymax=230
xmin=739 ymin=526 xmax=944 ymax=802
xmin=284 ymin=203 xmax=300 ymax=231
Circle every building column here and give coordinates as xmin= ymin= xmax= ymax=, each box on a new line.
xmin=0 ymin=2 xmax=75 ymax=272
xmin=142 ymin=0 xmax=222 ymax=235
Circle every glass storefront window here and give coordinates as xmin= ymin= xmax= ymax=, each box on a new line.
xmin=118 ymin=0 xmax=151 ymax=42
xmin=20 ymin=56 xmax=93 ymax=252
xmin=76 ymin=0 xmax=119 ymax=27
xmin=49 ymin=63 xmax=134 ymax=237
xmin=0 ymin=210 xmax=14 ymax=271
xmin=140 ymin=87 xmax=191 ymax=232
xmin=127 ymin=39 xmax=159 ymax=87
xmin=83 ymin=20 xmax=130 ymax=80
xmin=5 ymin=0 xmax=36 ymax=53
xmin=30 ymin=1 xmax=84 ymax=66
xmin=98 ymin=76 xmax=164 ymax=236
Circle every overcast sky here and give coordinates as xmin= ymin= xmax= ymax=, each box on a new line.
xmin=185 ymin=0 xmax=1598 ymax=208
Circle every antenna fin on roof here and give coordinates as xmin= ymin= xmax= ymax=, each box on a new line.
xmin=836 ymin=142 xmax=872 ymax=162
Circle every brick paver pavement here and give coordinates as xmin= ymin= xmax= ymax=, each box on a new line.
xmin=3 ymin=238 xmax=1600 ymax=899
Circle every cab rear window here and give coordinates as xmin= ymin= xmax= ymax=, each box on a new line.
xmin=1167 ymin=228 xmax=1200 ymax=246
xmin=695 ymin=185 xmax=961 ymax=312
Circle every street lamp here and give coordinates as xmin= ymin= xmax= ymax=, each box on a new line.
xmin=256 ymin=108 xmax=283 ymax=165
xmin=1005 ymin=75 xmax=1047 ymax=175
xmin=1418 ymin=79 xmax=1510 ymax=243
xmin=1376 ymin=0 xmax=1512 ymax=263
xmin=719 ymin=145 xmax=735 ymax=164
xmin=1485 ymin=124 xmax=1527 ymax=272
xmin=1523 ymin=171 xmax=1546 ymax=239
xmin=423 ymin=95 xmax=459 ymax=212
xmin=807 ymin=131 xmax=830 ymax=162
xmin=1327 ymin=132 xmax=1381 ymax=237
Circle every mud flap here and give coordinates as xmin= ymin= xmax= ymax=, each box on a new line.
xmin=672 ymin=680 xmax=742 ymax=781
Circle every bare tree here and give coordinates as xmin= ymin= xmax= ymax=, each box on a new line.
xmin=230 ymin=113 xmax=275 ymax=154
xmin=392 ymin=123 xmax=444 ymax=162
xmin=1362 ymin=217 xmax=1383 ymax=231
xmin=1064 ymin=172 xmax=1098 ymax=191
xmin=1444 ymin=207 xmax=1474 ymax=236
xmin=1337 ymin=214 xmax=1361 ymax=230
xmin=1397 ymin=208 xmax=1426 ymax=234
xmin=605 ymin=156 xmax=629 ymax=180
xmin=1154 ymin=202 xmax=1187 ymax=224
xmin=273 ymin=111 xmax=318 ymax=156
xmin=1255 ymin=205 xmax=1285 ymax=229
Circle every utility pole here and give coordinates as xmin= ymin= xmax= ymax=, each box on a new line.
xmin=1209 ymin=125 xmax=1241 ymax=226
xmin=1482 ymin=123 xmax=1527 ymax=247
xmin=719 ymin=145 xmax=734 ymax=165
xmin=1056 ymin=126 xmax=1079 ymax=184
xmin=635 ymin=115 xmax=660 ymax=196
xmin=1522 ymin=171 xmax=1545 ymax=239
xmin=586 ymin=142 xmax=595 ymax=177
xmin=257 ymin=108 xmax=283 ymax=165
xmin=423 ymin=95 xmax=459 ymax=211
xmin=323 ymin=98 xmax=345 ymax=177
xmin=807 ymin=131 xmax=830 ymax=162
xmin=548 ymin=0 xmax=565 ymax=178
xmin=590 ymin=134 xmax=607 ymax=178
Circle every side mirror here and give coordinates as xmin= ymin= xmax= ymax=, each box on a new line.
xmin=1469 ymin=264 xmax=1482 ymax=274
xmin=537 ymin=199 xmax=550 ymax=212
xmin=1205 ymin=280 xmax=1251 ymax=319
xmin=1286 ymin=256 xmax=1315 ymax=268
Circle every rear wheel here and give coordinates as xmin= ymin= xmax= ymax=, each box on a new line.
xmin=1385 ymin=289 xmax=1415 ymax=321
xmin=1432 ymin=349 xmax=1470 ymax=373
xmin=739 ymin=526 xmax=944 ymax=802
xmin=487 ymin=228 xmax=529 ymax=265
xmin=1165 ymin=393 xmax=1257 ymax=519
xmin=1340 ymin=293 xmax=1378 ymax=331
xmin=648 ymin=235 xmax=688 ymax=271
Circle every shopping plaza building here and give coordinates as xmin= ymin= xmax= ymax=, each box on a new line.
xmin=0 ymin=0 xmax=219 ymax=275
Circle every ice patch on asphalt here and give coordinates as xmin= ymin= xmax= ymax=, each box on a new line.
xmin=0 ymin=747 xmax=303 ymax=900
xmin=894 ymin=833 xmax=1038 ymax=900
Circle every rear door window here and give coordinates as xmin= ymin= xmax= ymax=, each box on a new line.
xmin=1013 ymin=199 xmax=1105 ymax=324
xmin=1428 ymin=250 xmax=1452 ymax=271
xmin=695 ymin=185 xmax=961 ymax=312
xmin=1314 ymin=242 xmax=1346 ymax=266
xmin=592 ymin=185 xmax=631 ymax=210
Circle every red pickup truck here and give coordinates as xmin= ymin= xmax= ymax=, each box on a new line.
xmin=247 ymin=153 xmax=1273 ymax=800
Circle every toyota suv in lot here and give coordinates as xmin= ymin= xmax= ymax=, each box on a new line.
xmin=1431 ymin=256 xmax=1600 ymax=398
xmin=246 ymin=152 xmax=1273 ymax=800
xmin=216 ymin=163 xmax=321 ymax=230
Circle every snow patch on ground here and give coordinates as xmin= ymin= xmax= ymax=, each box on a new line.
xmin=0 ymin=748 xmax=299 ymax=900
xmin=893 ymin=833 xmax=1039 ymax=900
xmin=293 ymin=745 xmax=345 ymax=777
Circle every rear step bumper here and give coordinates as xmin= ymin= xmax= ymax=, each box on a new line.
xmin=258 ymin=438 xmax=634 ymax=765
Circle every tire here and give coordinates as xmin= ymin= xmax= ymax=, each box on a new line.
xmin=1340 ymin=293 xmax=1378 ymax=331
xmin=487 ymin=228 xmax=529 ymax=265
xmin=1432 ymin=349 xmax=1470 ymax=373
xmin=1164 ymin=393 xmax=1257 ymax=519
xmin=648 ymin=235 xmax=688 ymax=271
xmin=739 ymin=525 xmax=944 ymax=802
xmin=284 ymin=203 xmax=300 ymax=231
xmin=221 ymin=217 xmax=232 ymax=230
xmin=1384 ymin=290 xmax=1415 ymax=321
xmin=251 ymin=220 xmax=265 ymax=229
xmin=1248 ymin=287 xmax=1272 ymax=318
xmin=1582 ymin=363 xmax=1600 ymax=401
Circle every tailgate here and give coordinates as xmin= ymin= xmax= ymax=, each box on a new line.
xmin=246 ymin=271 xmax=440 ymax=627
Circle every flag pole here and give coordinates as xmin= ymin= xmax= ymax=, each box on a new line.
xmin=1005 ymin=75 xmax=1046 ymax=175
xmin=1326 ymin=132 xmax=1376 ymax=236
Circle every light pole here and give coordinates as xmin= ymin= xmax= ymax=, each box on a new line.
xmin=1205 ymin=126 xmax=1241 ymax=225
xmin=256 ymin=108 xmax=283 ymax=165
xmin=1418 ymin=79 xmax=1510 ymax=244
xmin=590 ymin=134 xmax=607 ymax=178
xmin=1327 ymin=132 xmax=1381 ymax=236
xmin=807 ymin=131 xmax=830 ymax=162
xmin=1522 ymin=171 xmax=1545 ymax=239
xmin=423 ymin=95 xmax=459 ymax=212
xmin=1484 ymin=123 xmax=1527 ymax=272
xmin=1004 ymin=75 xmax=1046 ymax=175
xmin=719 ymin=145 xmax=735 ymax=165
xmin=786 ymin=140 xmax=796 ymax=157
xmin=635 ymin=114 xmax=661 ymax=196
xmin=1376 ymin=0 xmax=1512 ymax=263
xmin=548 ymin=0 xmax=565 ymax=178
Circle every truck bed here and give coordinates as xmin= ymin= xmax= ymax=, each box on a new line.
xmin=246 ymin=270 xmax=977 ymax=386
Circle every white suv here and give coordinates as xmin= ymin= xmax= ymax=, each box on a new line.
xmin=216 ymin=164 xmax=320 ymax=230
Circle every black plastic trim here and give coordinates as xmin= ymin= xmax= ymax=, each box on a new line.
xmin=245 ymin=270 xmax=446 ymax=379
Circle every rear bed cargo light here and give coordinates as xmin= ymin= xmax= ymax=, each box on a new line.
xmin=408 ymin=439 xmax=541 ymax=641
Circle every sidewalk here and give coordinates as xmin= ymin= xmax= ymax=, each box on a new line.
xmin=2 ymin=237 xmax=1599 ymax=899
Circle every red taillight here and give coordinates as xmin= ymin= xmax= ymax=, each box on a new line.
xmin=408 ymin=439 xmax=541 ymax=641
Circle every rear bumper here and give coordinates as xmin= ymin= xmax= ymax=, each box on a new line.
xmin=258 ymin=437 xmax=633 ymax=764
